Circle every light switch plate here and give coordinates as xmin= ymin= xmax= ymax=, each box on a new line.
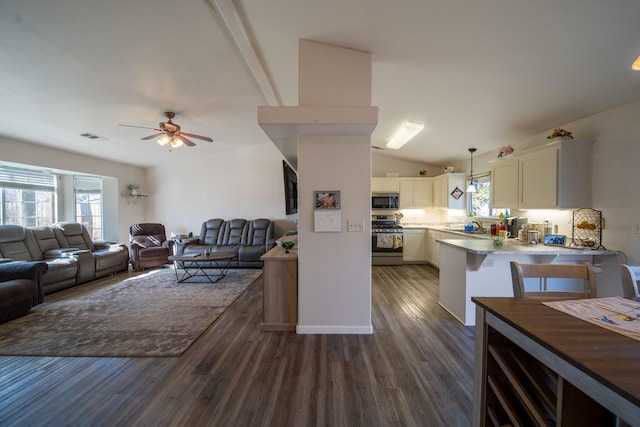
xmin=347 ymin=220 xmax=365 ymax=232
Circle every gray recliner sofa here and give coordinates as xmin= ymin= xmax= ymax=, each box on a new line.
xmin=175 ymin=218 xmax=274 ymax=268
xmin=0 ymin=223 xmax=129 ymax=294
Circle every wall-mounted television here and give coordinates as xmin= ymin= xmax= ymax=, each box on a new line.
xmin=282 ymin=161 xmax=298 ymax=215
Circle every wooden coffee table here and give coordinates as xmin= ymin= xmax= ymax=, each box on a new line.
xmin=168 ymin=253 xmax=236 ymax=283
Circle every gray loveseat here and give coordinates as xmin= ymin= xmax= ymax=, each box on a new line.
xmin=175 ymin=218 xmax=275 ymax=268
xmin=0 ymin=223 xmax=129 ymax=294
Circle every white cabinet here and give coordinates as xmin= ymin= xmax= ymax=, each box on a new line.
xmin=427 ymin=230 xmax=441 ymax=267
xmin=371 ymin=178 xmax=400 ymax=192
xmin=519 ymin=147 xmax=558 ymax=209
xmin=491 ymin=140 xmax=592 ymax=209
xmin=399 ymin=178 xmax=432 ymax=209
xmin=403 ymin=229 xmax=427 ymax=262
xmin=432 ymin=173 xmax=465 ymax=209
xmin=491 ymin=156 xmax=519 ymax=208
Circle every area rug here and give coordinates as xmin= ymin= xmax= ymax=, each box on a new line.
xmin=0 ymin=268 xmax=261 ymax=357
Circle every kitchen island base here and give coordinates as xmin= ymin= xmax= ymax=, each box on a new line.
xmin=438 ymin=239 xmax=624 ymax=326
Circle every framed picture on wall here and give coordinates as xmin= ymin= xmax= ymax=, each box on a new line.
xmin=314 ymin=191 xmax=341 ymax=210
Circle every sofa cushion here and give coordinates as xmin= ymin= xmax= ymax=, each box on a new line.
xmin=93 ymin=248 xmax=127 ymax=271
xmin=0 ymin=279 xmax=37 ymax=323
xmin=0 ymin=225 xmax=41 ymax=261
xmin=246 ymin=219 xmax=273 ymax=247
xmin=53 ymin=222 xmax=96 ymax=251
xmin=0 ymin=279 xmax=37 ymax=309
xmin=41 ymin=258 xmax=78 ymax=286
xmin=131 ymin=236 xmax=163 ymax=248
xmin=200 ymin=219 xmax=226 ymax=246
xmin=225 ymin=219 xmax=247 ymax=245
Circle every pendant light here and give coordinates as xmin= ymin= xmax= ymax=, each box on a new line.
xmin=466 ymin=148 xmax=477 ymax=193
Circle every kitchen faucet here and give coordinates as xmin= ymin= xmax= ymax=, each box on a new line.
xmin=472 ymin=221 xmax=484 ymax=232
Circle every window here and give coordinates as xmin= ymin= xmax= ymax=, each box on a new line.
xmin=74 ymin=175 xmax=103 ymax=241
xmin=0 ymin=167 xmax=56 ymax=226
xmin=468 ymin=175 xmax=509 ymax=217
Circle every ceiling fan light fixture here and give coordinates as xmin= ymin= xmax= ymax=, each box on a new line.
xmin=170 ymin=137 xmax=183 ymax=148
xmin=385 ymin=121 xmax=424 ymax=149
xmin=158 ymin=135 xmax=170 ymax=146
xmin=632 ymin=55 xmax=640 ymax=71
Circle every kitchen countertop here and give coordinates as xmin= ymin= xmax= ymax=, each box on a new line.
xmin=437 ymin=238 xmax=615 ymax=255
xmin=401 ymin=223 xmax=491 ymax=239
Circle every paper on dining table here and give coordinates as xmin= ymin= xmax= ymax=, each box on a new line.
xmin=543 ymin=296 xmax=640 ymax=342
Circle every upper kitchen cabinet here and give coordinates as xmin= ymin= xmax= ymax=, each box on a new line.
xmin=491 ymin=156 xmax=519 ymax=208
xmin=399 ymin=178 xmax=432 ymax=209
xmin=432 ymin=173 xmax=465 ymax=209
xmin=371 ymin=177 xmax=400 ymax=193
xmin=492 ymin=139 xmax=593 ymax=209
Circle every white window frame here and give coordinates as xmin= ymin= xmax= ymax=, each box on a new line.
xmin=74 ymin=175 xmax=103 ymax=241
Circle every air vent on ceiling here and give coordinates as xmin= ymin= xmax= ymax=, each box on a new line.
xmin=80 ymin=133 xmax=108 ymax=140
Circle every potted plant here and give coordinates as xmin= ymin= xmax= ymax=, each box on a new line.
xmin=128 ymin=183 xmax=139 ymax=196
xmin=546 ymin=128 xmax=574 ymax=140
xmin=497 ymin=146 xmax=514 ymax=158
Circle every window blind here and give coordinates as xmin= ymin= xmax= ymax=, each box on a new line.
xmin=74 ymin=175 xmax=102 ymax=192
xmin=0 ymin=166 xmax=56 ymax=189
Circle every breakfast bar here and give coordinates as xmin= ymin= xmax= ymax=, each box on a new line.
xmin=437 ymin=238 xmax=624 ymax=326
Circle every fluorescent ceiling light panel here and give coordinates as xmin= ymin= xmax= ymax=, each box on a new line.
xmin=633 ymin=55 xmax=640 ymax=71
xmin=385 ymin=121 xmax=424 ymax=149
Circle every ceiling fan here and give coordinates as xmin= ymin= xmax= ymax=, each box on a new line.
xmin=120 ymin=111 xmax=213 ymax=148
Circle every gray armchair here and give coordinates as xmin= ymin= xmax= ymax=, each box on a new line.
xmin=129 ymin=223 xmax=174 ymax=271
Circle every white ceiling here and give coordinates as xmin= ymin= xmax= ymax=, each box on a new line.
xmin=2 ymin=0 xmax=640 ymax=169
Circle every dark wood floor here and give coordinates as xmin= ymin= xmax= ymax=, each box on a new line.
xmin=0 ymin=264 xmax=475 ymax=426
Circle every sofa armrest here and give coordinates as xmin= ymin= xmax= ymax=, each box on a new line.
xmin=43 ymin=248 xmax=81 ymax=258
xmin=0 ymin=261 xmax=48 ymax=281
xmin=173 ymin=237 xmax=199 ymax=255
xmin=61 ymin=249 xmax=92 ymax=257
xmin=0 ymin=261 xmax=48 ymax=304
xmin=93 ymin=241 xmax=113 ymax=250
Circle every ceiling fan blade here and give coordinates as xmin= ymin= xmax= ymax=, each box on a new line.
xmin=176 ymin=134 xmax=196 ymax=147
xmin=181 ymin=132 xmax=213 ymax=142
xmin=119 ymin=124 xmax=161 ymax=131
xmin=141 ymin=133 xmax=164 ymax=140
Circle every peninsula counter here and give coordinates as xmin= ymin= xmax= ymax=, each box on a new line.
xmin=437 ymin=239 xmax=625 ymax=326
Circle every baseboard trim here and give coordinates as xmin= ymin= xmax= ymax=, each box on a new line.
xmin=296 ymin=324 xmax=373 ymax=334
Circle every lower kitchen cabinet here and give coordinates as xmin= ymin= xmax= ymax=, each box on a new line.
xmin=403 ymin=229 xmax=427 ymax=262
xmin=427 ymin=230 xmax=441 ymax=267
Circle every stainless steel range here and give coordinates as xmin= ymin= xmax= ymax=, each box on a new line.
xmin=371 ymin=214 xmax=403 ymax=266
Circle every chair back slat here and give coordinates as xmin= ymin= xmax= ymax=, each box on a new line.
xmin=510 ymin=262 xmax=597 ymax=298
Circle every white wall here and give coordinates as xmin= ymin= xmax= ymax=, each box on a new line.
xmin=298 ymin=137 xmax=372 ymax=333
xmin=372 ymin=151 xmax=441 ymax=178
xmin=145 ymin=141 xmax=296 ymax=237
xmin=295 ymin=40 xmax=373 ymax=333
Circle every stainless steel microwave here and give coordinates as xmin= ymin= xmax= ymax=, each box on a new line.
xmin=372 ymin=192 xmax=400 ymax=210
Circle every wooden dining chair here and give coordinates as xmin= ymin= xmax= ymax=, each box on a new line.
xmin=620 ymin=264 xmax=640 ymax=300
xmin=510 ymin=261 xmax=597 ymax=298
